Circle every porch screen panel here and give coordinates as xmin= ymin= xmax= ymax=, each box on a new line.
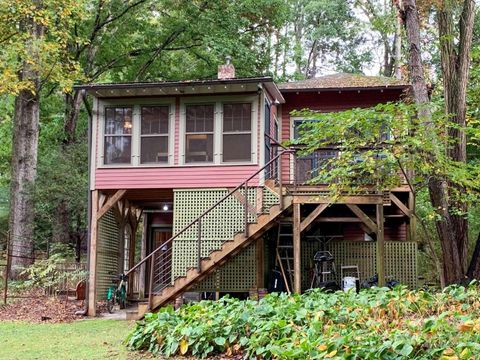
xmin=223 ymin=103 xmax=251 ymax=162
xmin=104 ymin=107 xmax=132 ymax=164
xmin=141 ymin=106 xmax=169 ymax=163
xmin=185 ymin=104 xmax=214 ymax=163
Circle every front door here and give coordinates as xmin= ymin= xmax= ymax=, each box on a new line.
xmin=152 ymin=228 xmax=172 ymax=292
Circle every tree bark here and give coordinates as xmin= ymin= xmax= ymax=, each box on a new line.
xmin=437 ymin=0 xmax=475 ymax=274
xmin=467 ymin=231 xmax=480 ymax=279
xmin=9 ymin=9 xmax=44 ymax=278
xmin=400 ymin=0 xmax=474 ymax=285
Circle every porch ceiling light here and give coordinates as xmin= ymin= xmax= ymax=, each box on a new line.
xmin=162 ymin=204 xmax=169 ymax=211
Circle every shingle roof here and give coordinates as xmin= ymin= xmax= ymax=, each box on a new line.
xmin=278 ymin=73 xmax=409 ymax=91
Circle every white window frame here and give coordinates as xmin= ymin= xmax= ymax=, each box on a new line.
xmin=103 ymin=106 xmax=133 ymax=166
xmin=139 ymin=105 xmax=171 ymax=165
xmin=97 ymin=98 xmax=175 ymax=168
xmin=184 ymin=103 xmax=216 ymax=164
xmin=179 ymin=95 xmax=258 ymax=166
xmin=221 ymin=102 xmax=254 ymax=163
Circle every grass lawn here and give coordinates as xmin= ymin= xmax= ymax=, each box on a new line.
xmin=0 ymin=319 xmax=141 ymax=360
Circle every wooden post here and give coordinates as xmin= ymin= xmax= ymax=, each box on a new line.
xmin=256 ymin=238 xmax=264 ymax=288
xmin=408 ymin=192 xmax=416 ymax=242
xmin=376 ymin=203 xmax=385 ymax=287
xmin=139 ymin=214 xmax=147 ymax=299
xmin=293 ymin=203 xmax=301 ymax=294
xmin=87 ymin=190 xmax=99 ymax=316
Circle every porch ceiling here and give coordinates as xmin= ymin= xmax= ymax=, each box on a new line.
xmin=101 ymin=188 xmax=173 ymax=208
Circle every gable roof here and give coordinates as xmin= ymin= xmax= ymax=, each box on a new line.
xmin=278 ymin=73 xmax=410 ymax=92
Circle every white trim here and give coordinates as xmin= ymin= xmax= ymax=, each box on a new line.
xmin=179 ymin=94 xmax=259 ymax=166
xmin=90 ymin=98 xmax=98 ymax=190
xmin=97 ymin=98 xmax=176 ymax=167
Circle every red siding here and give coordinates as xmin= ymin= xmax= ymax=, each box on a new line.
xmin=280 ymin=89 xmax=406 ymax=183
xmin=95 ymin=165 xmax=260 ymax=189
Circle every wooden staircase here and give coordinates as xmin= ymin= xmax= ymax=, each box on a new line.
xmin=129 ymin=192 xmax=292 ymax=320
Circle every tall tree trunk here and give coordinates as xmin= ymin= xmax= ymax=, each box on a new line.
xmin=9 ymin=10 xmax=44 ymax=278
xmin=437 ymin=0 xmax=475 ymax=273
xmin=401 ymin=0 xmax=475 ymax=285
xmin=467 ymin=231 xmax=480 ymax=279
xmin=9 ymin=91 xmax=40 ymax=277
xmin=64 ymin=90 xmax=83 ymax=144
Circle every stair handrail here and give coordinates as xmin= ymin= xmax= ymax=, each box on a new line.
xmin=124 ymin=148 xmax=295 ymax=284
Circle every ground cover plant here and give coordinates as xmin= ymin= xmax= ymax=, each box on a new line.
xmin=127 ymin=284 xmax=480 ymax=359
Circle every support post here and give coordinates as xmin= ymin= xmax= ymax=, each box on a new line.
xmin=197 ymin=218 xmax=202 ymax=272
xmin=139 ymin=214 xmax=147 ymax=299
xmin=244 ymin=182 xmax=249 ymax=237
xmin=278 ymin=153 xmax=283 ymax=210
xmin=87 ymin=190 xmax=99 ymax=316
xmin=256 ymin=237 xmax=264 ymax=288
xmin=376 ymin=203 xmax=385 ymax=287
xmin=148 ymin=253 xmax=155 ymax=310
xmin=293 ymin=203 xmax=301 ymax=294
xmin=408 ymin=192 xmax=416 ymax=242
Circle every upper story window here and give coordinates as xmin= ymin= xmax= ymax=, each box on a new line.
xmin=222 ymin=103 xmax=251 ymax=162
xmin=104 ymin=107 xmax=132 ymax=165
xmin=185 ymin=104 xmax=214 ymax=163
xmin=141 ymin=106 xmax=169 ymax=164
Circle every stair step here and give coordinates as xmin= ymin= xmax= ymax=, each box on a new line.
xmin=136 ymin=195 xmax=292 ymax=317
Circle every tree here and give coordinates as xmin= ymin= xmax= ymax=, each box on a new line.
xmin=399 ymin=0 xmax=476 ymax=284
xmin=0 ymin=0 xmax=83 ymax=276
xmin=294 ymin=0 xmax=477 ymax=285
xmin=354 ymin=0 xmax=402 ymax=77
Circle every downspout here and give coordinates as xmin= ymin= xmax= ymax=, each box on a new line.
xmin=76 ymin=89 xmax=91 ymax=316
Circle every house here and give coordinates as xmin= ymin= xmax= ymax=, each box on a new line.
xmin=77 ymin=64 xmax=415 ymax=318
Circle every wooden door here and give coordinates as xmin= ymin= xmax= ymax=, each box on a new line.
xmin=152 ymin=228 xmax=172 ymax=291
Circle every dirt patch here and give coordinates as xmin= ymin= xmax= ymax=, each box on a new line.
xmin=0 ymin=289 xmax=85 ymax=323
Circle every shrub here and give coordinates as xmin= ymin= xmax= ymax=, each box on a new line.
xmin=126 ymin=284 xmax=480 ymax=359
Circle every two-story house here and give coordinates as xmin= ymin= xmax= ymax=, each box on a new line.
xmin=77 ymin=64 xmax=416 ymax=318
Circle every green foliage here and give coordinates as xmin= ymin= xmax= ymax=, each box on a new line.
xmin=127 ymin=285 xmax=480 ymax=359
xmin=19 ymin=244 xmax=86 ymax=291
xmin=292 ymin=102 xmax=480 ymax=202
xmin=0 ymin=0 xmax=86 ymax=95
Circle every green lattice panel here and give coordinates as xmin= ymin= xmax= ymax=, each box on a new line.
xmin=96 ymin=209 xmax=120 ymax=300
xmin=172 ymin=188 xmax=257 ymax=281
xmin=193 ymin=243 xmax=257 ymax=292
xmin=386 ymin=241 xmax=417 ymax=288
xmin=173 ymin=189 xmax=257 ymax=241
xmin=300 ymin=240 xmax=417 ymax=290
xmin=262 ymin=187 xmax=279 ymax=212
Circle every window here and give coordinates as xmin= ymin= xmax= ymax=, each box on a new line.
xmin=222 ymin=103 xmax=251 ymax=162
xmin=185 ymin=105 xmax=214 ymax=163
xmin=140 ymin=106 xmax=169 ymax=164
xmin=104 ymin=107 xmax=132 ymax=164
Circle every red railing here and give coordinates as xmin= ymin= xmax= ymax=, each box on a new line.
xmin=124 ymin=148 xmax=294 ymax=310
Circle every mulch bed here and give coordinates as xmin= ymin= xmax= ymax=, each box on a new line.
xmin=0 ymin=289 xmax=85 ymax=323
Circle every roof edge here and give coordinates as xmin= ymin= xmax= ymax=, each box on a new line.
xmin=74 ymin=76 xmax=275 ymax=91
xmin=279 ymin=84 xmax=411 ymax=93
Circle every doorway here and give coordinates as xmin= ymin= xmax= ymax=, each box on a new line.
xmin=149 ymin=227 xmax=173 ymax=293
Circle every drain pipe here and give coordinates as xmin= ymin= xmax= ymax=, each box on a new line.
xmin=76 ymin=90 xmax=92 ymax=316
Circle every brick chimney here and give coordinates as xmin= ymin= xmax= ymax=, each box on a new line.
xmin=218 ymin=56 xmax=235 ymax=80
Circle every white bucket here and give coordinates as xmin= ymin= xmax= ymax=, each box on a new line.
xmin=342 ymin=276 xmax=357 ymax=292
